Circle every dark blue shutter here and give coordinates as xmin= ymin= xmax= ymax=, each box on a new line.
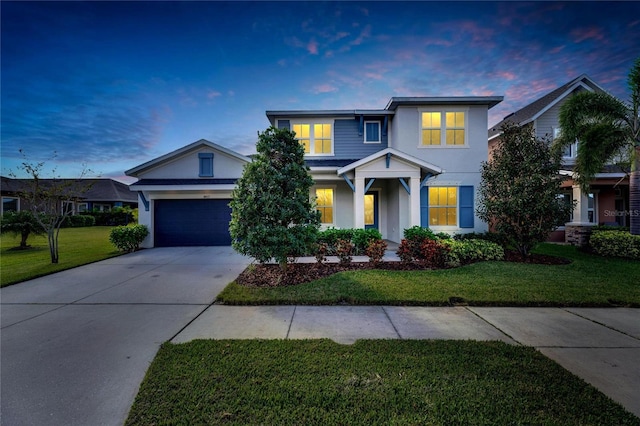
xmin=199 ymin=153 xmax=214 ymax=177
xmin=420 ymin=186 xmax=429 ymax=228
xmin=459 ymin=186 xmax=474 ymax=228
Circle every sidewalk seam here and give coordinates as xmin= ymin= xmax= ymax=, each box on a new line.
xmin=465 ymin=307 xmax=523 ymax=346
xmin=381 ymin=306 xmax=403 ymax=339
xmin=562 ymin=308 xmax=640 ymax=342
xmin=167 ymin=303 xmax=215 ymax=343
xmin=285 ymin=306 xmax=297 ymax=340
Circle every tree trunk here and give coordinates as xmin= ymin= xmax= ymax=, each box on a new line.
xmin=630 ymin=170 xmax=640 ymax=235
xmin=48 ymin=229 xmax=59 ymax=263
xmin=20 ymin=229 xmax=30 ymax=248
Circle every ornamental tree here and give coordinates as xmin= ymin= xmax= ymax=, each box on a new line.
xmin=229 ymin=126 xmax=320 ymax=271
xmin=477 ymin=123 xmax=574 ymax=257
xmin=0 ymin=211 xmax=45 ymax=249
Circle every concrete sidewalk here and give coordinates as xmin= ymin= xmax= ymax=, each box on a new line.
xmin=173 ymin=305 xmax=640 ymax=418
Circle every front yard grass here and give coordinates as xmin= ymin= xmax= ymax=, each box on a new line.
xmin=218 ymin=244 xmax=640 ymax=306
xmin=1 ymin=226 xmax=120 ymax=287
xmin=126 ymin=339 xmax=640 ymax=425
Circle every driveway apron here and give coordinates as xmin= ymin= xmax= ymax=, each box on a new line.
xmin=0 ymin=246 xmax=250 ymax=426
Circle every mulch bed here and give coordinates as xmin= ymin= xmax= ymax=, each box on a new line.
xmin=237 ymin=253 xmax=572 ymax=288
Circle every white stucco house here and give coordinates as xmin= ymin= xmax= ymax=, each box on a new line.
xmin=126 ymin=96 xmax=503 ymax=247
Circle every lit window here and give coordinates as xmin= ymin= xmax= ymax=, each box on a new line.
xmin=315 ymin=188 xmax=334 ymax=224
xmin=421 ymin=111 xmax=466 ymax=146
xmin=293 ymin=123 xmax=332 ymax=155
xmin=429 ymin=187 xmax=457 ymax=226
xmin=364 ymin=194 xmax=375 ymax=225
xmin=421 ymin=112 xmax=441 ymax=145
xmin=364 ymin=121 xmax=381 ymax=143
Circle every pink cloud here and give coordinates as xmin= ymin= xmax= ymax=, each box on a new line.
xmin=207 ymin=90 xmax=221 ymax=99
xmin=571 ymin=26 xmax=605 ymax=43
xmin=550 ymin=45 xmax=565 ymax=54
xmin=312 ymin=83 xmax=338 ymax=94
xmin=307 ymin=39 xmax=319 ymax=55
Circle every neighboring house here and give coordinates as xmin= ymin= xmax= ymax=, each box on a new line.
xmin=126 ymin=96 xmax=503 ymax=248
xmin=0 ymin=176 xmax=138 ymax=215
xmin=488 ymin=74 xmax=630 ymax=244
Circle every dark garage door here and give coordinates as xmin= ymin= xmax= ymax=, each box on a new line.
xmin=154 ymin=199 xmax=232 ymax=247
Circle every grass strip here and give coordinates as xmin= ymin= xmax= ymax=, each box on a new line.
xmin=126 ymin=339 xmax=639 ymax=425
xmin=218 ymin=244 xmax=640 ymax=307
xmin=1 ymin=226 xmax=120 ymax=287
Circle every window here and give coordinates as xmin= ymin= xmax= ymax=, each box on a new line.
xmin=292 ymin=122 xmax=333 ymax=155
xmin=94 ymin=203 xmax=111 ymax=212
xmin=199 ymin=153 xmax=214 ymax=177
xmin=364 ymin=194 xmax=375 ymax=225
xmin=554 ymin=127 xmax=577 ymax=159
xmin=421 ymin=111 xmax=466 ymax=146
xmin=429 ymin=187 xmax=457 ymax=226
xmin=62 ymin=201 xmax=75 ymax=215
xmin=2 ymin=197 xmax=19 ymax=214
xmin=588 ymin=193 xmax=596 ymax=223
xmin=77 ymin=203 xmax=89 ymax=213
xmin=364 ymin=121 xmax=381 ymax=143
xmin=315 ymin=188 xmax=334 ymax=224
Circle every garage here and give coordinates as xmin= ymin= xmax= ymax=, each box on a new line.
xmin=154 ymin=199 xmax=232 ymax=247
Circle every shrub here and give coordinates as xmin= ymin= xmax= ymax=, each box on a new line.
xmin=352 ymin=228 xmax=383 ymax=254
xmin=365 ymin=239 xmax=387 ymax=265
xmin=88 ymin=207 xmax=135 ymax=226
xmin=453 ymin=231 xmax=507 ymax=246
xmin=0 ymin=211 xmax=45 ymax=248
xmin=589 ymin=230 xmax=640 ymax=260
xmin=317 ymin=228 xmax=354 ymax=253
xmin=403 ymin=225 xmax=438 ymax=242
xmin=336 ymin=239 xmax=354 ymax=265
xmin=61 ymin=214 xmax=96 ymax=228
xmin=315 ymin=242 xmax=328 ymax=265
xmin=397 ymin=239 xmax=414 ymax=264
xmin=396 ymin=237 xmax=450 ymax=268
xmin=109 ymin=225 xmax=149 ymax=253
xmin=443 ymin=239 xmax=505 ymax=267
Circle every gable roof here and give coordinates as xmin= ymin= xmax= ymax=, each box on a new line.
xmin=488 ymin=74 xmax=607 ymax=140
xmin=125 ymin=139 xmax=251 ymax=177
xmin=337 ymin=148 xmax=443 ymax=176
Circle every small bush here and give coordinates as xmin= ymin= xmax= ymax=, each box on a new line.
xmin=403 ymin=225 xmax=438 ymax=242
xmin=366 ymin=239 xmax=388 ymax=265
xmin=396 ymin=237 xmax=450 ymax=268
xmin=589 ymin=230 xmax=640 ymax=260
xmin=109 ymin=225 xmax=149 ymax=253
xmin=336 ymin=239 xmax=354 ymax=265
xmin=397 ymin=239 xmax=414 ymax=264
xmin=443 ymin=239 xmax=505 ymax=267
xmin=453 ymin=231 xmax=506 ymax=246
xmin=88 ymin=207 xmax=135 ymax=226
xmin=352 ymin=228 xmax=383 ymax=254
xmin=315 ymin=242 xmax=328 ymax=265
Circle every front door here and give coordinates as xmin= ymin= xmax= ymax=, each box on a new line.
xmin=364 ymin=191 xmax=379 ymax=230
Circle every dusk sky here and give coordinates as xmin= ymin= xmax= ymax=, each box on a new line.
xmin=2 ymin=1 xmax=639 ymax=183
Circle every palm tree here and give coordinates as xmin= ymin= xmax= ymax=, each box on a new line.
xmin=556 ymin=58 xmax=640 ymax=235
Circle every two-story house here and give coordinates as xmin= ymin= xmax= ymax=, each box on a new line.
xmin=488 ymin=75 xmax=630 ymax=244
xmin=126 ymin=96 xmax=502 ymax=248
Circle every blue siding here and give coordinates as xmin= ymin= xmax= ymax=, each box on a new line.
xmin=459 ymin=186 xmax=474 ymax=228
xmin=334 ymin=119 xmax=387 ymax=159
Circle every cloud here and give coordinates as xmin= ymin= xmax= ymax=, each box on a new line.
xmin=307 ymin=39 xmax=319 ymax=55
xmin=207 ymin=90 xmax=222 ymax=99
xmin=312 ymin=83 xmax=339 ymax=94
xmin=570 ymin=26 xmax=606 ymax=43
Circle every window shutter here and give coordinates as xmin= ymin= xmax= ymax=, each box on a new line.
xmin=199 ymin=153 xmax=214 ymax=177
xmin=420 ymin=186 xmax=429 ymax=228
xmin=459 ymin=185 xmax=474 ymax=228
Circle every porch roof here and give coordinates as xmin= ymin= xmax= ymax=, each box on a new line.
xmin=336 ymin=148 xmax=443 ymax=176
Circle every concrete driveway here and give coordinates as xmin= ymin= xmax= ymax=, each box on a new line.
xmin=0 ymin=246 xmax=250 ymax=426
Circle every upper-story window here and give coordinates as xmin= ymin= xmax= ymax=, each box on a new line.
xmin=292 ymin=122 xmax=333 ymax=155
xmin=420 ymin=110 xmax=466 ymax=147
xmin=364 ymin=121 xmax=381 ymax=143
xmin=199 ymin=153 xmax=214 ymax=177
xmin=554 ymin=127 xmax=577 ymax=159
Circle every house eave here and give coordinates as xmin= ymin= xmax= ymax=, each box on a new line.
xmin=386 ymin=96 xmax=503 ymax=111
xmin=336 ymin=148 xmax=444 ymax=176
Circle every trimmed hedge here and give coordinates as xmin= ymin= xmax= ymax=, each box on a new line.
xmin=589 ymin=230 xmax=640 ymax=260
xmin=442 ymin=239 xmax=505 ymax=267
xmin=61 ymin=215 xmax=96 ymax=228
xmin=109 ymin=225 xmax=149 ymax=253
xmin=87 ymin=208 xmax=135 ymax=226
xmin=317 ymin=227 xmax=382 ymax=255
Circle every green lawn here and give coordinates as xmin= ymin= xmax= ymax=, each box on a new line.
xmin=218 ymin=244 xmax=640 ymax=307
xmin=126 ymin=339 xmax=640 ymax=425
xmin=1 ymin=226 xmax=121 ymax=287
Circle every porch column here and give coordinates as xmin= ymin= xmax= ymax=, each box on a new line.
xmin=572 ymin=185 xmax=591 ymax=224
xmin=354 ymin=177 xmax=365 ymax=228
xmin=409 ymin=177 xmax=421 ymax=226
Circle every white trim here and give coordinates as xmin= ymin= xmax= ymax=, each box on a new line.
xmin=418 ymin=108 xmax=469 ymax=148
xmin=290 ymin=119 xmax=335 ymax=157
xmin=364 ymin=120 xmax=381 ymax=144
xmin=337 ymin=148 xmax=443 ymax=175
xmin=130 ymin=184 xmax=237 ymax=192
xmin=125 ymin=139 xmax=251 ymax=177
xmin=530 ymin=81 xmax=596 ymax=123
